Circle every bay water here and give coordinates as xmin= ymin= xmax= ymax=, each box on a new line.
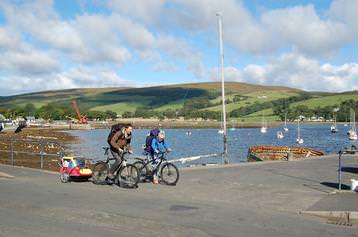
xmin=68 ymin=124 xmax=356 ymax=166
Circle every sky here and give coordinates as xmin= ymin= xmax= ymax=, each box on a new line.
xmin=1 ymin=0 xmax=358 ymax=96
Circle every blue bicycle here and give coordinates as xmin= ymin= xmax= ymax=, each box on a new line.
xmin=133 ymin=151 xmax=179 ymax=185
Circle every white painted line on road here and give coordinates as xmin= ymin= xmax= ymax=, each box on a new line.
xmin=0 ymin=171 xmax=15 ymax=179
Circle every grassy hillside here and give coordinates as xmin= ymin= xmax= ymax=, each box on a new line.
xmin=291 ymin=93 xmax=358 ymax=108
xmin=238 ymin=91 xmax=358 ymax=122
xmin=0 ymin=82 xmax=300 ymax=111
xmin=1 ymin=82 xmax=355 ymax=122
xmin=205 ymin=91 xmax=300 ymax=112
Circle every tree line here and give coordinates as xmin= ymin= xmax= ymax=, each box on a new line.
xmin=0 ymin=103 xmax=117 ymax=121
xmin=2 ymin=96 xmax=357 ymax=122
xmin=273 ymin=99 xmax=358 ymax=122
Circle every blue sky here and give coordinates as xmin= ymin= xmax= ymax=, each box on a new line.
xmin=0 ymin=0 xmax=358 ymax=95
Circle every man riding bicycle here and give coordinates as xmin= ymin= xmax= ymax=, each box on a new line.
xmin=108 ymin=123 xmax=133 ymax=180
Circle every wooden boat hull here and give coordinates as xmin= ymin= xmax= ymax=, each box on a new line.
xmin=247 ymin=146 xmax=324 ymax=162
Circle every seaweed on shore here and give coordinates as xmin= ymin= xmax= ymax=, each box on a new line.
xmin=0 ymin=128 xmax=78 ymax=171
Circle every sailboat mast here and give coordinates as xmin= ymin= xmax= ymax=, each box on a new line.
xmin=216 ymin=12 xmax=228 ymax=164
xmin=334 ymin=113 xmax=337 ymax=127
xmin=297 ymin=120 xmax=300 ymax=139
xmin=354 ymin=111 xmax=356 ymax=130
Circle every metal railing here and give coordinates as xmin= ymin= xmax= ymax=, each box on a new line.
xmin=0 ymin=138 xmax=63 ymax=169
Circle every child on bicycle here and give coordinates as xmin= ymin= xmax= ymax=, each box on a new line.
xmin=151 ymin=130 xmax=171 ymax=183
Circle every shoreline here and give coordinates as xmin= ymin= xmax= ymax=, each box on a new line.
xmin=0 ymin=124 xmax=346 ymax=172
xmin=0 ymin=128 xmax=79 ymax=172
xmin=17 ymin=119 xmax=347 ymax=130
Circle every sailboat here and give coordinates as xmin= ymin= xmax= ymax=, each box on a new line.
xmin=296 ymin=119 xmax=304 ymax=144
xmin=276 ymin=131 xmax=284 ymax=139
xmin=229 ymin=120 xmax=236 ymax=131
xmin=348 ymin=109 xmax=357 ymax=140
xmin=283 ymin=113 xmax=289 ymax=132
xmin=330 ymin=112 xmax=338 ymax=133
xmin=260 ymin=111 xmax=267 ymax=133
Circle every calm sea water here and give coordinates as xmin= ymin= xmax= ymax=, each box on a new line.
xmin=68 ymin=124 xmax=356 ymax=165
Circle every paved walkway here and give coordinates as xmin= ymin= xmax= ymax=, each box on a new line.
xmin=1 ymin=155 xmax=358 ymax=237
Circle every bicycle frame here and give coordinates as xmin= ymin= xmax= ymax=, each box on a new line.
xmin=101 ymin=147 xmax=129 ymax=174
xmin=141 ymin=152 xmax=169 ymax=174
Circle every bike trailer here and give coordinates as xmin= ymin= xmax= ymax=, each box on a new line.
xmin=60 ymin=156 xmax=92 ymax=183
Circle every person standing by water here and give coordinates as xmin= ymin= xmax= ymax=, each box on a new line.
xmin=108 ymin=123 xmax=133 ymax=180
xmin=151 ymin=130 xmax=171 ymax=184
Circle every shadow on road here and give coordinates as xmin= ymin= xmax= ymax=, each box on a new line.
xmin=341 ymin=167 xmax=358 ymax=174
xmin=320 ymin=181 xmax=350 ymax=190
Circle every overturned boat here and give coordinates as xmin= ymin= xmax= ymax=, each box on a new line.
xmin=247 ymin=146 xmax=324 ymax=162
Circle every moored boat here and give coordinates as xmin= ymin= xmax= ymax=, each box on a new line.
xmin=276 ymin=131 xmax=284 ymax=139
xmin=247 ymin=145 xmax=324 ymax=162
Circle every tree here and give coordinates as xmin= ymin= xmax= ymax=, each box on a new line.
xmin=23 ymin=103 xmax=36 ymax=117
xmin=105 ymin=110 xmax=117 ymax=120
xmin=122 ymin=111 xmax=133 ymax=118
xmin=163 ymin=109 xmax=176 ymax=119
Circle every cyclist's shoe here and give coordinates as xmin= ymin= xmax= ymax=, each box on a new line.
xmin=106 ymin=177 xmax=115 ymax=185
xmin=107 ymin=172 xmax=115 ymax=184
xmin=107 ymin=172 xmax=115 ymax=179
xmin=152 ymin=175 xmax=159 ymax=184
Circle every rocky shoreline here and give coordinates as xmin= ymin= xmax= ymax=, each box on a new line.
xmin=0 ymin=128 xmax=79 ymax=171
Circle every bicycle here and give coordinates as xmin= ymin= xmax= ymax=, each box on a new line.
xmin=92 ymin=147 xmax=139 ymax=188
xmin=133 ymin=151 xmax=179 ymax=185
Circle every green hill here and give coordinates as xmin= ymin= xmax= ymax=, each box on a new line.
xmin=0 ymin=82 xmax=301 ymax=111
xmin=1 ymin=82 xmax=356 ymax=122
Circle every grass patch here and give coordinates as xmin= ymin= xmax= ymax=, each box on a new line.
xmin=291 ymin=93 xmax=358 ymax=108
xmin=91 ymin=102 xmax=142 ymax=113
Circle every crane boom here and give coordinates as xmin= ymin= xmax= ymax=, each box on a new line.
xmin=72 ymin=101 xmax=88 ymax=124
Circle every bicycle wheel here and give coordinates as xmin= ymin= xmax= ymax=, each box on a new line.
xmin=133 ymin=161 xmax=150 ymax=182
xmin=92 ymin=162 xmax=108 ymax=185
xmin=116 ymin=164 xmax=139 ymax=188
xmin=60 ymin=170 xmax=70 ymax=183
xmin=160 ymin=163 xmax=179 ymax=185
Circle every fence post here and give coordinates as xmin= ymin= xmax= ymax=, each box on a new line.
xmin=59 ymin=143 xmax=63 ymax=160
xmin=40 ymin=142 xmax=44 ymax=169
xmin=338 ymin=150 xmax=342 ymax=191
xmin=10 ymin=141 xmax=14 ymax=166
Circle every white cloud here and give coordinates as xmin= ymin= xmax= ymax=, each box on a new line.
xmin=115 ymin=16 xmax=156 ymax=50
xmin=210 ymin=53 xmax=358 ymax=92
xmin=164 ymin=0 xmax=358 ymax=56
xmin=0 ymin=27 xmax=20 ymax=50
xmin=156 ymin=35 xmax=205 ymax=78
xmin=0 ymin=0 xmax=84 ymax=52
xmin=107 ymin=0 xmax=165 ymax=24
xmin=262 ymin=5 xmax=349 ymax=56
xmin=0 ymin=47 xmax=60 ymax=75
xmin=166 ymin=0 xmax=277 ymax=54
xmin=0 ymin=67 xmax=130 ymax=96
xmin=61 ymin=67 xmax=129 ymax=88
xmin=328 ymin=0 xmax=358 ymax=34
xmin=1 ymin=2 xmax=132 ymax=65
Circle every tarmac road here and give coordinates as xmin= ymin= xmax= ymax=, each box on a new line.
xmin=1 ymin=155 xmax=358 ymax=237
